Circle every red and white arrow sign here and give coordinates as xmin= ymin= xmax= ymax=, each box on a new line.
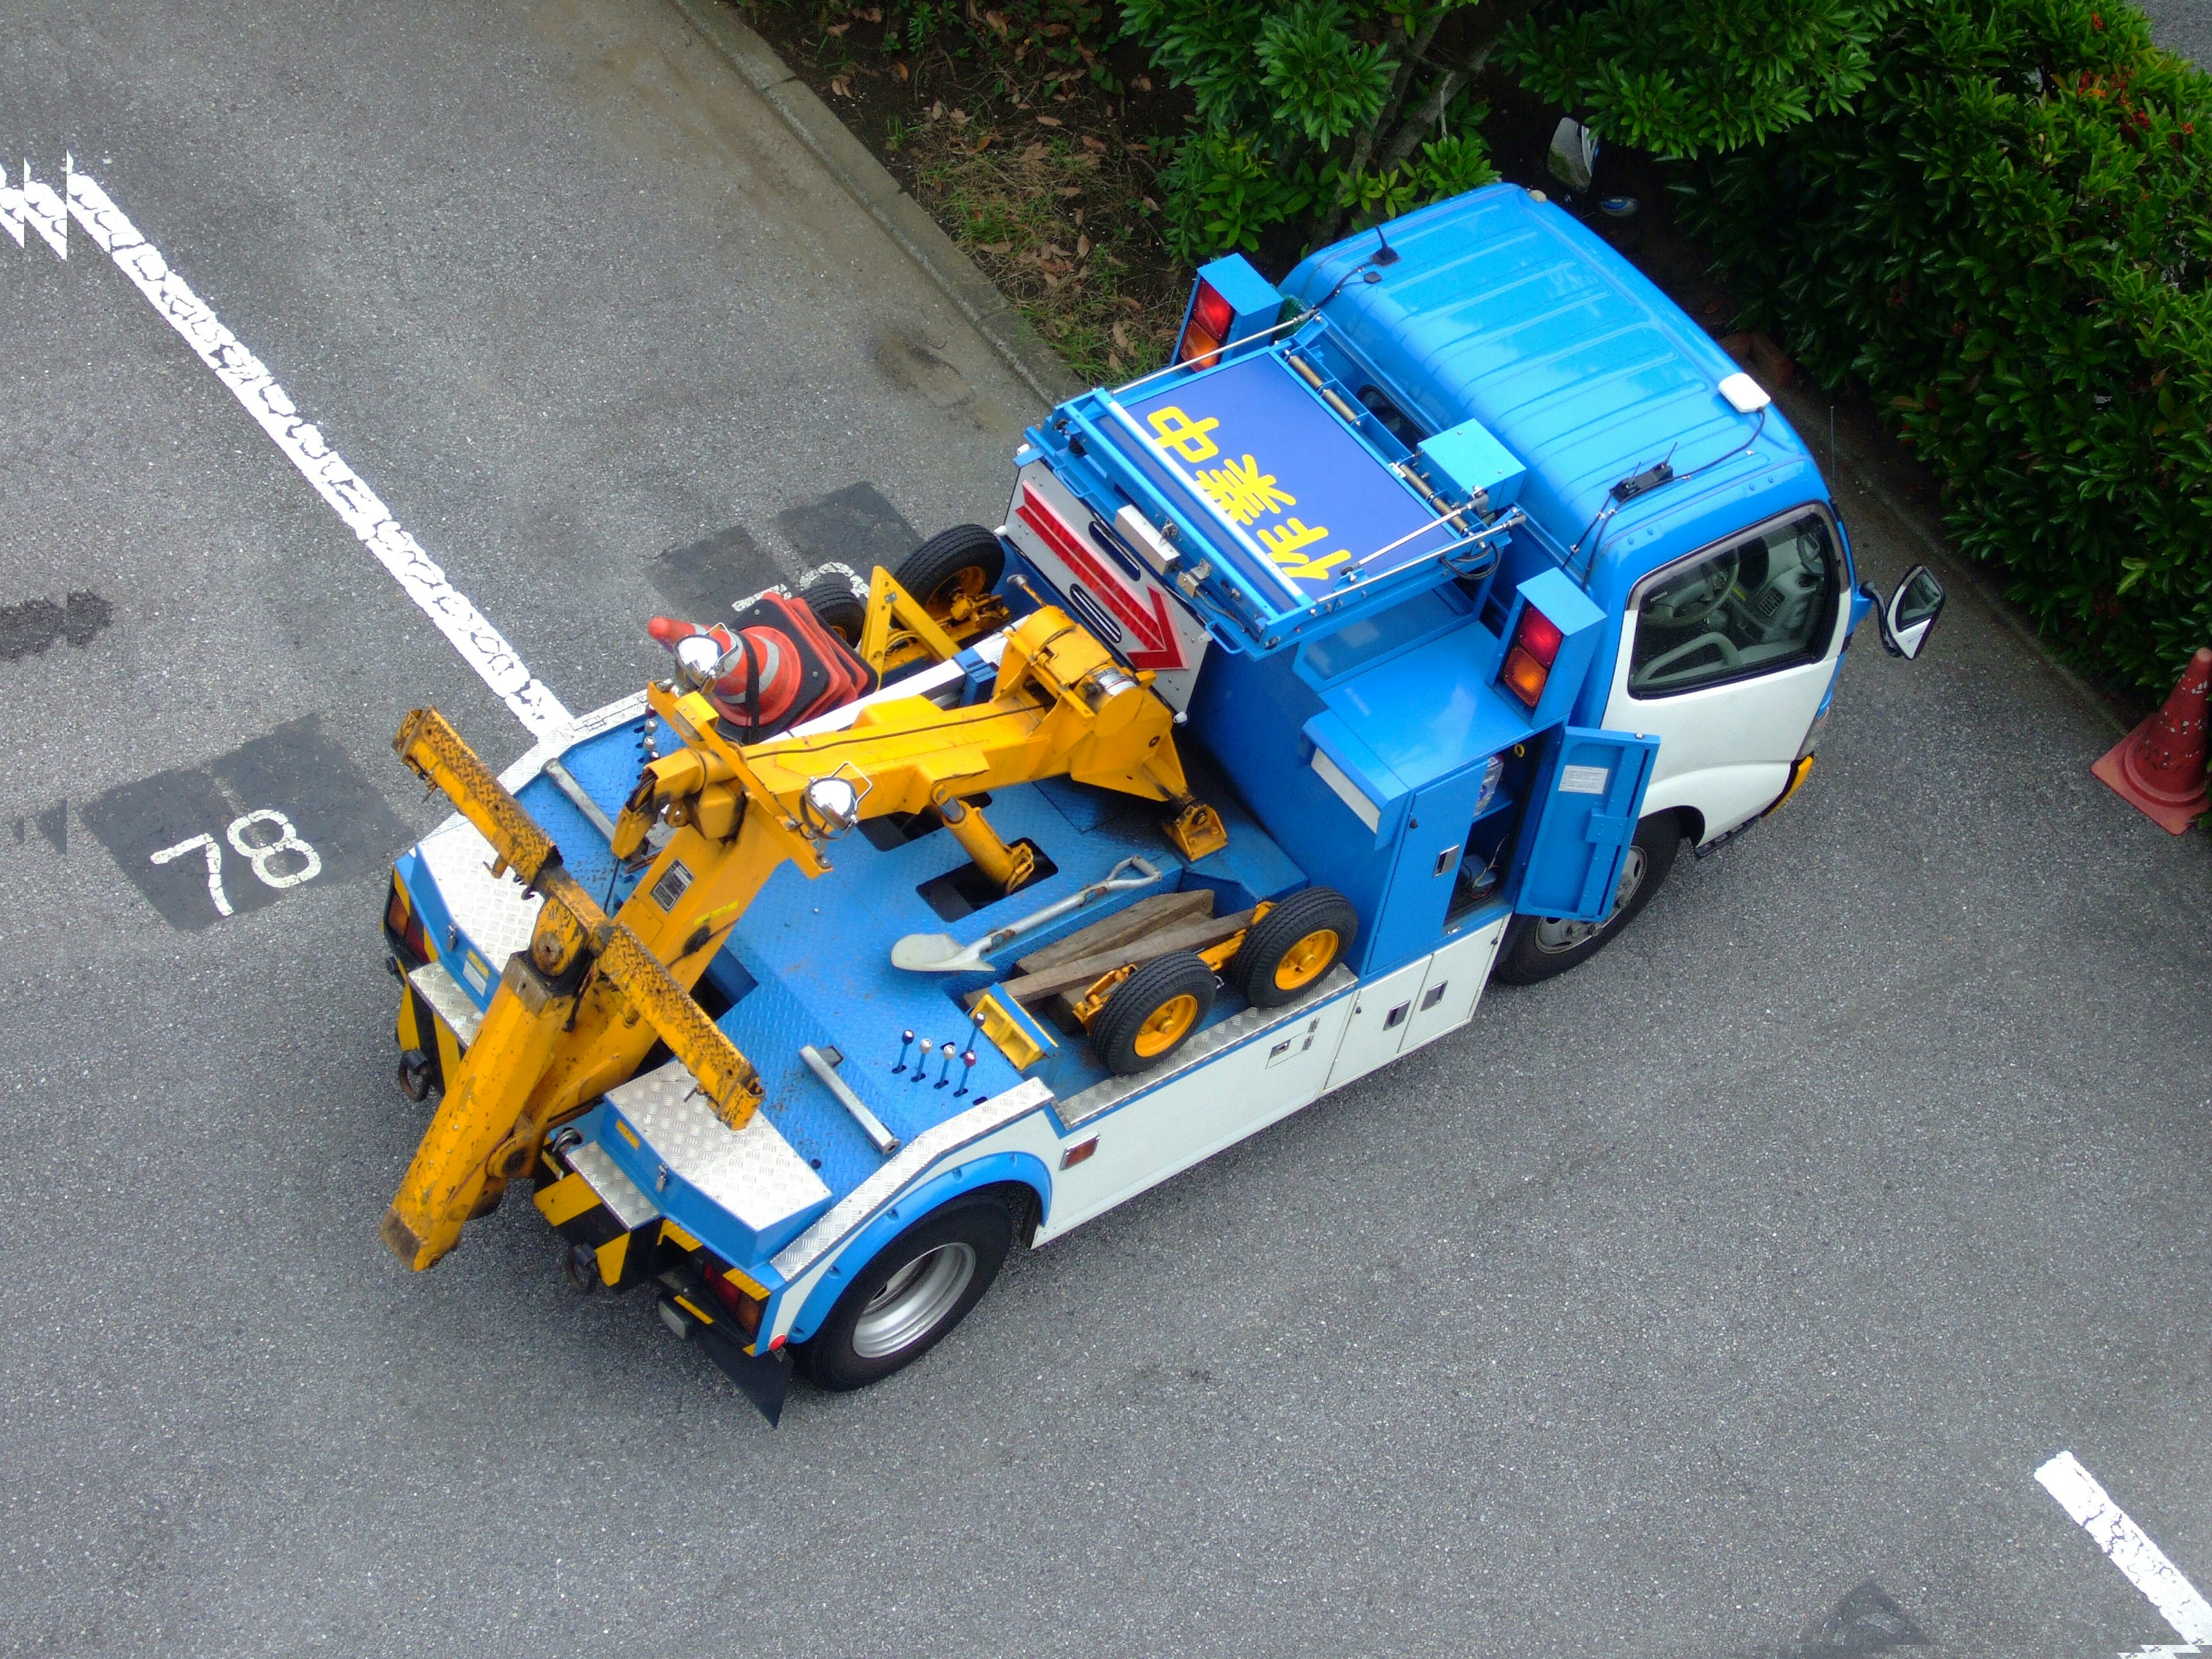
xmin=1015 ymin=484 xmax=1187 ymax=672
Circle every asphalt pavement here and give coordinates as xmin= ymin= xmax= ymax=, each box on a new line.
xmin=3 ymin=3 xmax=2211 ymax=1656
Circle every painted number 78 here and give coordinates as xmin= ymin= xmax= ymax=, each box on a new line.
xmin=150 ymin=809 xmax=323 ymax=918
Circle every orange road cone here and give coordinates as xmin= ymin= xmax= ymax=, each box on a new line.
xmin=2092 ymin=646 xmax=2211 ymax=834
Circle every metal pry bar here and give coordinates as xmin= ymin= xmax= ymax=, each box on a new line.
xmin=800 ymin=1045 xmax=899 ymax=1156
xmin=543 ymin=756 xmax=620 ymax=843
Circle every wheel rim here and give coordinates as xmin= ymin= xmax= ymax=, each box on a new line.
xmin=851 ymin=1242 xmax=977 ymax=1359
xmin=928 ymin=566 xmax=989 ymax=611
xmin=1272 ymin=927 xmax=1339 ymax=991
xmin=1531 ymin=845 xmax=1648 ymax=955
xmin=1132 ymin=993 xmax=1200 ymax=1057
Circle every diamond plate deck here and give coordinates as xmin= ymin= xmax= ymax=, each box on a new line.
xmin=609 ymin=1061 xmax=831 ymax=1236
xmin=566 ymin=1140 xmax=660 ymax=1232
xmin=406 ymin=959 xmax=483 ymax=1047
xmin=415 ymin=815 xmax=541 ymax=976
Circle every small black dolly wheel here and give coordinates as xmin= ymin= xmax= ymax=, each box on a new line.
xmin=892 ymin=525 xmax=1005 ymax=616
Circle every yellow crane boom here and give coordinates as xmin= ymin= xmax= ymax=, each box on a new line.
xmin=381 ymin=598 xmax=1227 ymax=1271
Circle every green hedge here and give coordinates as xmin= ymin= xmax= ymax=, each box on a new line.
xmin=1679 ymin=0 xmax=2212 ymax=699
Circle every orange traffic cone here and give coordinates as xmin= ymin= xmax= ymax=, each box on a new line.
xmin=2092 ymin=646 xmax=2211 ymax=834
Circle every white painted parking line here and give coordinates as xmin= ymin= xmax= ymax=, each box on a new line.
xmin=2039 ymin=1449 xmax=2212 ymax=1647
xmin=5 ymin=157 xmax=569 ymax=737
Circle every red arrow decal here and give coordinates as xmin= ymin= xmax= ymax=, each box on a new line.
xmin=1016 ymin=484 xmax=1186 ymax=671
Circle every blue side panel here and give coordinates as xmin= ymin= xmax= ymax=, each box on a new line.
xmin=1186 ymin=645 xmax=1399 ymax=969
xmin=1516 ymin=726 xmax=1660 ymax=922
xmin=1363 ymin=762 xmax=1506 ymax=972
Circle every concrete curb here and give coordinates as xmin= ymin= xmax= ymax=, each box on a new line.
xmin=668 ymin=0 xmax=1085 ymax=408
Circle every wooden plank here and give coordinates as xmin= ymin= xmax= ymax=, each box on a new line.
xmin=993 ymin=908 xmax=1256 ymax=1006
xmin=1013 ymin=889 xmax=1214 ymax=976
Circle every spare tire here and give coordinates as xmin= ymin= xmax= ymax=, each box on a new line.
xmin=798 ymin=567 xmax=867 ymax=646
xmin=1231 ymin=887 xmax=1358 ymax=1008
xmin=893 ymin=525 xmax=1005 ymax=615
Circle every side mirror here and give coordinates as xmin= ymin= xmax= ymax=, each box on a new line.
xmin=1868 ymin=564 xmax=1946 ymax=660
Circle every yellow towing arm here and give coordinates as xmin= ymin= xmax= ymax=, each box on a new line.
xmin=379 ymin=710 xmax=768 ymax=1271
xmin=382 ymin=601 xmax=1225 ymax=1272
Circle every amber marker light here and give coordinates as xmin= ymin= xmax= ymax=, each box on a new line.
xmin=1177 ymin=281 xmax=1233 ymax=368
xmin=1502 ymin=604 xmax=1565 ymax=708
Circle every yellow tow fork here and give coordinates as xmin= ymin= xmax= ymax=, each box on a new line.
xmin=382 ymin=599 xmax=1228 ymax=1271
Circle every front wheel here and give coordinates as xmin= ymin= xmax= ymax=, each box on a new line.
xmin=1493 ymin=812 xmax=1682 ymax=985
xmin=797 ymin=1192 xmax=1016 ymax=1391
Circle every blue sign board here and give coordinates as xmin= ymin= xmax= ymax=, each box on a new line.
xmin=1103 ymin=353 xmax=1459 ymax=611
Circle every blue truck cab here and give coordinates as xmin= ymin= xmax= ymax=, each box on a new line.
xmin=381 ymin=184 xmax=1943 ymax=1415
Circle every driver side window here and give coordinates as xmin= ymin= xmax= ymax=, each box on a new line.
xmin=1626 ymin=510 xmax=1840 ymax=698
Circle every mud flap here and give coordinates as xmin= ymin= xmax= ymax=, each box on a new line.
xmin=694 ymin=1320 xmax=794 ymax=1426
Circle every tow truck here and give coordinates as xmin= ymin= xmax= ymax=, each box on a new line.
xmin=377 ymin=183 xmax=1948 ymax=1421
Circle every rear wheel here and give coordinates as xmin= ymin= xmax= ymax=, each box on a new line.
xmin=893 ymin=524 xmax=1005 ymax=616
xmin=797 ymin=1192 xmax=1016 ymax=1391
xmin=1092 ymin=950 xmax=1216 ymax=1075
xmin=1232 ymin=886 xmax=1358 ymax=1008
xmin=1493 ymin=812 xmax=1681 ymax=984
xmin=797 ymin=567 xmax=866 ymax=645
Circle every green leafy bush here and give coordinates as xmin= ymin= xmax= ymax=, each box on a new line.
xmin=1127 ymin=0 xmax=1505 ymax=259
xmin=1681 ymin=0 xmax=2212 ymax=697
xmin=1501 ymin=0 xmax=1897 ymax=156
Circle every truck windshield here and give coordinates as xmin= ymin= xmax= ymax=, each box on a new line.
xmin=1626 ymin=510 xmax=1840 ymax=698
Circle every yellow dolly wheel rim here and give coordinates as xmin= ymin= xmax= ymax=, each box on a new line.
xmin=1272 ymin=927 xmax=1339 ymax=991
xmin=1133 ymin=993 xmax=1200 ymax=1058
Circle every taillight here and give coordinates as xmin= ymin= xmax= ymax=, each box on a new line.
xmin=707 ymin=1267 xmax=767 ymax=1338
xmin=1177 ymin=280 xmax=1234 ymax=368
xmin=385 ymin=877 xmax=429 ymax=965
xmin=1501 ymin=604 xmax=1563 ymax=708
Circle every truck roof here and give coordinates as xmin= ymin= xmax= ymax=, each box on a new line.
xmin=1280 ymin=184 xmax=1827 ymax=601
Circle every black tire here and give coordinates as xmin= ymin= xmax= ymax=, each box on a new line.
xmin=1232 ymin=885 xmax=1358 ymax=1008
xmin=1092 ymin=950 xmax=1217 ymax=1075
xmin=1493 ymin=812 xmax=1683 ymax=985
xmin=893 ymin=524 xmax=1005 ymax=614
xmin=797 ymin=1190 xmax=1017 ymax=1392
xmin=798 ymin=568 xmax=866 ymax=645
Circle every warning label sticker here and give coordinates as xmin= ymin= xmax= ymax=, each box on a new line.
xmin=1558 ymin=764 xmax=1611 ymax=797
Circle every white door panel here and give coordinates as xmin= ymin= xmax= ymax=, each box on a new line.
xmin=1323 ymin=959 xmax=1430 ymax=1092
xmin=1638 ymin=761 xmax=1794 ymax=842
xmin=1039 ymin=994 xmax=1353 ymax=1238
xmin=1399 ymin=919 xmax=1506 ymax=1053
xmin=1603 ymin=508 xmax=1849 ymax=844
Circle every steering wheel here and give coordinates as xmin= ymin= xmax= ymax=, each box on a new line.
xmin=1644 ymin=550 xmax=1739 ymax=629
xmin=1636 ymin=631 xmax=1741 ymax=690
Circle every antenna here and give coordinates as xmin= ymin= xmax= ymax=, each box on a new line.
xmin=1372 ymin=223 xmax=1401 ymax=267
